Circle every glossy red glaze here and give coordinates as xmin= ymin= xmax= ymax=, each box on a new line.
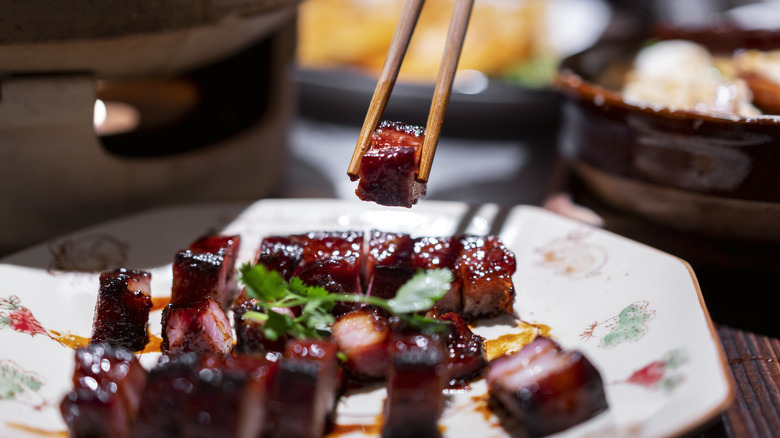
xmin=458 ymin=235 xmax=516 ymax=320
xmin=91 ymin=268 xmax=152 ymax=352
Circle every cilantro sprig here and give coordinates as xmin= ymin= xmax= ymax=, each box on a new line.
xmin=238 ymin=263 xmax=453 ymax=340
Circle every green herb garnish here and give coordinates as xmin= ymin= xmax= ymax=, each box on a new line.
xmin=238 ymin=263 xmax=453 ymax=340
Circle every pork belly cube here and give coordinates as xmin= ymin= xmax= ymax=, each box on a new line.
xmin=233 ymin=292 xmax=296 ymax=355
xmin=132 ymin=353 xmax=198 ymax=438
xmin=486 ymin=336 xmax=608 ymax=437
xmin=356 ymin=121 xmax=427 ymax=208
xmin=366 ymin=231 xmax=415 ymax=272
xmin=178 ymin=354 xmax=278 ymax=438
xmin=255 ymin=236 xmax=304 ymax=280
xmin=439 ymin=312 xmax=487 ymax=385
xmin=331 ymin=308 xmax=390 ymax=380
xmin=90 ymin=268 xmax=152 ymax=351
xmin=62 ymin=388 xmax=133 ymax=438
xmin=161 ymin=297 xmax=233 ymax=357
xmin=269 ymin=339 xmax=341 ymax=438
xmin=292 ymin=231 xmax=364 ymax=267
xmin=172 ymin=234 xmax=241 ymax=309
xmin=292 ymin=231 xmax=364 ymax=314
xmin=412 ymin=236 xmax=462 ymax=313
xmin=382 ymin=332 xmax=446 ymax=438
xmin=133 ymin=353 xmax=278 ymax=438
xmin=458 ymin=235 xmax=516 ymax=320
xmin=61 ymin=343 xmax=147 ymax=438
xmin=364 ymin=231 xmax=415 ymax=300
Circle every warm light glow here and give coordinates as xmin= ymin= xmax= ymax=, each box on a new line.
xmin=93 ymin=99 xmax=107 ymax=128
xmin=93 ymin=99 xmax=141 ymax=136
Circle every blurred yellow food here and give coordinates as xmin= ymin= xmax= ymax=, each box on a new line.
xmin=297 ymin=0 xmax=549 ymax=83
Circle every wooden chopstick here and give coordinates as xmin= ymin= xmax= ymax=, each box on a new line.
xmin=418 ymin=0 xmax=473 ymax=183
xmin=347 ymin=0 xmax=425 ymax=180
xmin=347 ymin=0 xmax=474 ymax=184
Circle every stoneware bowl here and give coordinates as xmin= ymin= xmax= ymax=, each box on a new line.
xmin=555 ymin=27 xmax=780 ymax=242
xmin=0 ymin=0 xmax=300 ymax=254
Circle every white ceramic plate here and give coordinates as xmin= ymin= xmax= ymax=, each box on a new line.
xmin=0 ymin=199 xmax=733 ymax=437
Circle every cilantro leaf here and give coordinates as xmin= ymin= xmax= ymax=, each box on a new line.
xmin=238 ymin=263 xmax=453 ymax=339
xmin=387 ymin=268 xmax=454 ymax=313
xmin=239 ymin=263 xmax=287 ymax=302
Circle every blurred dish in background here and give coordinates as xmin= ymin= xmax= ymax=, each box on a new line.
xmin=555 ymin=19 xmax=780 ymax=242
xmin=294 ymin=0 xmax=611 ymax=138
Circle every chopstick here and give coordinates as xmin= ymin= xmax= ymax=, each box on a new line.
xmin=347 ymin=0 xmax=474 ymax=183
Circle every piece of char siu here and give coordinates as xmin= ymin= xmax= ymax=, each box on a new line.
xmin=486 ymin=336 xmax=608 ymax=437
xmin=412 ymin=236 xmax=463 ymax=313
xmin=458 ymin=235 xmax=516 ymax=320
xmin=382 ymin=331 xmax=446 ymax=438
xmin=331 ymin=308 xmax=391 ymax=380
xmin=233 ymin=290 xmax=297 ymax=355
xmin=290 ymin=231 xmax=364 ymax=316
xmin=364 ymin=231 xmax=415 ymax=300
xmin=254 ymin=236 xmax=304 ymax=280
xmin=60 ymin=343 xmax=147 ymax=438
xmin=172 ymin=234 xmax=240 ymax=310
xmin=268 ymin=339 xmax=342 ymax=438
xmin=90 ymin=268 xmax=152 ymax=352
xmin=355 ymin=120 xmax=427 ymax=208
xmin=132 ymin=353 xmax=279 ymax=438
xmin=438 ymin=312 xmax=487 ymax=386
xmin=161 ymin=297 xmax=233 ymax=357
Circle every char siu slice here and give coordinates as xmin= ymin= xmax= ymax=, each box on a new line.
xmin=232 ymin=291 xmax=297 ymax=355
xmin=364 ymin=231 xmax=416 ymax=300
xmin=161 ymin=297 xmax=233 ymax=357
xmin=255 ymin=236 xmax=304 ymax=280
xmin=331 ymin=308 xmax=391 ymax=380
xmin=132 ymin=353 xmax=278 ymax=438
xmin=382 ymin=332 xmax=446 ymax=438
xmin=182 ymin=355 xmax=278 ymax=438
xmin=439 ymin=312 xmax=487 ymax=386
xmin=458 ymin=235 xmax=516 ymax=320
xmin=412 ymin=236 xmax=462 ymax=313
xmin=269 ymin=339 xmax=342 ymax=438
xmin=60 ymin=343 xmax=147 ymax=438
xmin=171 ymin=234 xmax=240 ymax=310
xmin=486 ymin=336 xmax=608 ymax=437
xmin=90 ymin=268 xmax=152 ymax=351
xmin=291 ymin=231 xmax=363 ymax=315
xmin=355 ymin=120 xmax=427 ymax=208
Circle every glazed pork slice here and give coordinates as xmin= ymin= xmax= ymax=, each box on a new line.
xmin=291 ymin=231 xmax=364 ymax=315
xmin=232 ymin=291 xmax=297 ymax=355
xmin=269 ymin=339 xmax=342 ymax=438
xmin=458 ymin=235 xmax=516 ymax=320
xmin=412 ymin=236 xmax=462 ymax=313
xmin=60 ymin=343 xmax=147 ymax=438
xmin=331 ymin=308 xmax=391 ymax=380
xmin=132 ymin=353 xmax=279 ymax=438
xmin=90 ymin=268 xmax=152 ymax=351
xmin=382 ymin=332 xmax=447 ymax=438
xmin=171 ymin=234 xmax=241 ymax=310
xmin=255 ymin=236 xmax=304 ymax=280
xmin=160 ymin=297 xmax=233 ymax=357
xmin=355 ymin=120 xmax=427 ymax=208
xmin=438 ymin=312 xmax=487 ymax=386
xmin=364 ymin=231 xmax=415 ymax=299
xmin=486 ymin=336 xmax=608 ymax=437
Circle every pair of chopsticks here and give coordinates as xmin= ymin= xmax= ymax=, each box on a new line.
xmin=347 ymin=0 xmax=474 ymax=183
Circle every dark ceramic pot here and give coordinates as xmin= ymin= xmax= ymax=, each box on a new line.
xmin=555 ymin=31 xmax=780 ymax=241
